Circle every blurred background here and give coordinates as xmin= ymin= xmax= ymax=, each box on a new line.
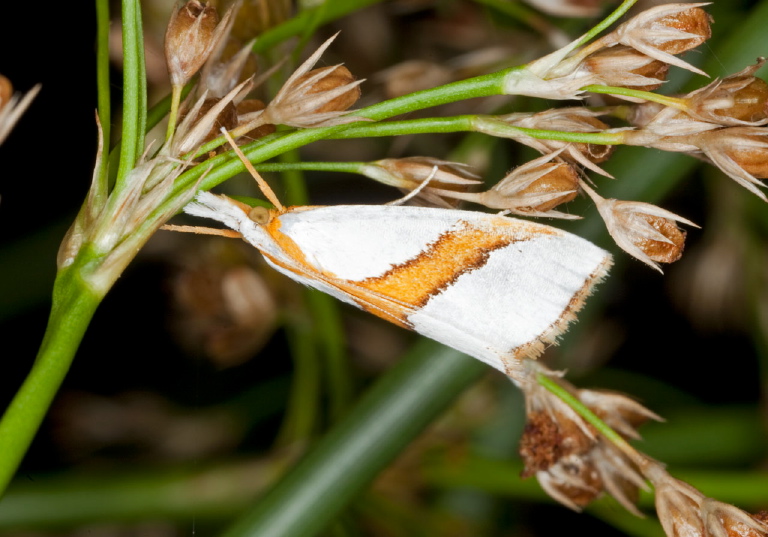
xmin=0 ymin=0 xmax=766 ymax=535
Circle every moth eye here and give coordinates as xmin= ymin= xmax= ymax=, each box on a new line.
xmin=248 ymin=206 xmax=271 ymax=225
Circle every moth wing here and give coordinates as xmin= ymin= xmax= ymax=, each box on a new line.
xmin=273 ymin=205 xmax=611 ymax=376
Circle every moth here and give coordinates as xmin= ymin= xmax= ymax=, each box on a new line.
xmin=171 ymin=133 xmax=611 ymax=382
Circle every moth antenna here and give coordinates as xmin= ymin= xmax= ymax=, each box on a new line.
xmin=220 ymin=128 xmax=285 ymax=211
xmin=386 ymin=165 xmax=439 ymax=206
xmin=162 ymin=224 xmax=243 ymax=238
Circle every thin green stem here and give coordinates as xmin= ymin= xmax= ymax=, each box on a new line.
xmin=95 ymin=0 xmax=111 ymax=181
xmin=253 ymin=161 xmax=364 ymax=173
xmin=329 ymin=115 xmax=626 ymax=145
xmin=166 ymin=84 xmax=183 ymax=142
xmin=583 ymin=85 xmax=687 ymax=110
xmin=134 ymin=0 xmax=147 ymax=154
xmin=574 ymin=0 xmax=638 ymax=49
xmin=472 ymin=115 xmax=627 ymax=144
xmin=0 ymin=266 xmax=102 ymax=495
xmin=115 ymin=0 xmax=147 ymax=188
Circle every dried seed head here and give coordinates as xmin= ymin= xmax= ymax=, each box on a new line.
xmin=165 ymin=1 xmax=235 ymax=87
xmin=606 ymin=4 xmax=713 ymax=76
xmin=360 ymin=157 xmax=481 ymax=208
xmin=683 ymin=60 xmax=768 ymax=126
xmin=261 ymin=34 xmax=365 ymax=127
xmin=706 ymin=129 xmax=768 ymax=178
xmin=466 ymin=152 xmax=581 ymax=218
xmin=582 ymin=45 xmax=669 ymax=92
xmin=702 ymin=503 xmax=768 ymax=537
xmin=578 ymin=389 xmax=662 ymax=440
xmin=171 ymin=77 xmax=254 ymax=156
xmin=627 ymin=101 xmax=666 ymax=128
xmin=519 ymin=409 xmax=595 ymax=479
xmin=623 ymin=105 xmax=717 ymax=152
xmin=581 ymin=182 xmax=696 ymax=272
xmin=293 ymin=65 xmax=361 ymax=116
xmin=236 ymin=99 xmax=276 ymax=141
xmin=636 ymin=214 xmax=687 ymax=264
xmin=655 ymin=6 xmax=713 ymax=55
xmin=180 ymin=98 xmax=239 ymax=147
xmin=689 ymin=127 xmax=768 ymax=200
xmin=501 ymin=109 xmax=615 ymax=176
xmin=518 ymin=366 xmax=655 ymax=514
xmin=643 ymin=461 xmax=768 ymax=537
xmin=511 ymin=161 xmax=579 ymax=211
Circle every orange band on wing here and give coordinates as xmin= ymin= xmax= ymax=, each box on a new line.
xmin=361 ymin=221 xmax=513 ymax=308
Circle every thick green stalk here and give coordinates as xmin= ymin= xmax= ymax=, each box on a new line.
xmin=223 ymin=341 xmax=486 ymax=537
xmin=0 ymin=266 xmax=102 ymax=494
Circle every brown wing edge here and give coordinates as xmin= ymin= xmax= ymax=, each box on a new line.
xmin=504 ymin=254 xmax=614 ymax=379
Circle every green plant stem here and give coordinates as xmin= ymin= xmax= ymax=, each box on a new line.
xmin=95 ymin=0 xmax=111 ymax=179
xmin=0 ymin=267 xmax=102 ymax=495
xmin=253 ymin=161 xmax=364 ymax=173
xmin=574 ymin=0 xmax=638 ymax=49
xmin=166 ymin=84 xmax=183 ymax=142
xmin=328 ymin=115 xmax=627 ymax=145
xmin=115 ymin=0 xmax=146 ymax=188
xmin=582 ymin=85 xmax=687 ymax=109
xmin=222 ymin=340 xmax=487 ymax=537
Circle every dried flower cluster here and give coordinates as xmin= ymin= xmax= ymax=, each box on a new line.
xmin=624 ymin=60 xmax=768 ymax=201
xmin=518 ymin=363 xmax=658 ymax=513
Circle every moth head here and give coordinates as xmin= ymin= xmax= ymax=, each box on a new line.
xmin=248 ymin=205 xmax=272 ymax=225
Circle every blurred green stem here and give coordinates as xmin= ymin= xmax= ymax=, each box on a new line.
xmin=223 ymin=341 xmax=487 ymax=537
xmin=0 ymin=266 xmax=102 ymax=494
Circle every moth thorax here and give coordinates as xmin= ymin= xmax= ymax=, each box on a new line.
xmin=248 ymin=206 xmax=271 ymax=225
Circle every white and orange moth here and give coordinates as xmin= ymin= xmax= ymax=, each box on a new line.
xmin=174 ymin=133 xmax=612 ymax=382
